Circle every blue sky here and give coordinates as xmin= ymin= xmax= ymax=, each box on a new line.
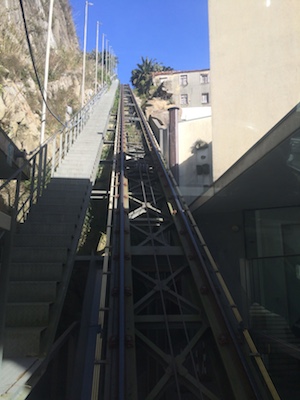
xmin=70 ymin=0 xmax=210 ymax=84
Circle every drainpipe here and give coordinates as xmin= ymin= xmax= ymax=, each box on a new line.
xmin=168 ymin=107 xmax=179 ymax=183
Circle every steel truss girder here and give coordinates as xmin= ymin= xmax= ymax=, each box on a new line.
xmin=126 ymin=156 xmax=219 ymax=398
xmin=100 ymin=85 xmax=280 ymax=400
xmin=128 ymin=85 xmax=280 ymax=399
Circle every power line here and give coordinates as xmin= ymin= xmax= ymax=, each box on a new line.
xmin=18 ymin=0 xmax=65 ymax=128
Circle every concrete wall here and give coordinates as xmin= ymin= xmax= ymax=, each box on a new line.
xmin=148 ymin=116 xmax=168 ymax=162
xmin=209 ymin=0 xmax=300 ymax=180
xmin=181 ymin=106 xmax=211 ymax=121
xmin=178 ymin=116 xmax=212 ymax=203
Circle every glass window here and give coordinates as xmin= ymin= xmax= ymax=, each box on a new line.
xmin=200 ymin=74 xmax=209 ymax=84
xmin=180 ymin=74 xmax=188 ymax=86
xmin=201 ymin=93 xmax=209 ymax=103
xmin=180 ymin=94 xmax=188 ymax=105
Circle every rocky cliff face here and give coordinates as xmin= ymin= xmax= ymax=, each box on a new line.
xmin=3 ymin=0 xmax=78 ymax=51
xmin=0 ymin=0 xmax=85 ymax=152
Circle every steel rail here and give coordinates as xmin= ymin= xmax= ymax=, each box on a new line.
xmin=127 ymin=84 xmax=280 ymax=399
xmin=98 ymin=91 xmax=123 ymax=400
xmin=91 ymin=101 xmax=120 ymax=399
xmin=118 ymin=85 xmax=126 ymax=399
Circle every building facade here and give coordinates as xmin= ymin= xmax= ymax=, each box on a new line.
xmin=208 ymin=0 xmax=300 ymax=180
xmin=189 ymin=2 xmax=300 ymax=397
xmin=152 ymin=69 xmax=211 ymax=108
xmin=190 ymin=105 xmax=300 ymax=399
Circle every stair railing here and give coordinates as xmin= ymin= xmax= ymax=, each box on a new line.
xmin=0 ymin=84 xmax=107 ymax=372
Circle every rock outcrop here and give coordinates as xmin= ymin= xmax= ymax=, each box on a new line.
xmin=0 ymin=0 xmax=84 ymax=153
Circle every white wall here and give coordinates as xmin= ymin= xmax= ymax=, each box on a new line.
xmin=209 ymin=0 xmax=300 ymax=180
xmin=178 ymin=116 xmax=212 ymax=202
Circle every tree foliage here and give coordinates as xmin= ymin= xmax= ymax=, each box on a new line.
xmin=130 ymin=57 xmax=173 ymax=98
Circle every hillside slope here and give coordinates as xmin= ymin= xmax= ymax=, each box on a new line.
xmin=0 ymin=0 xmax=88 ymax=152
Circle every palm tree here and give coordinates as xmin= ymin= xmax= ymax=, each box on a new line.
xmin=131 ymin=57 xmax=155 ymax=97
xmin=130 ymin=57 xmax=173 ymax=98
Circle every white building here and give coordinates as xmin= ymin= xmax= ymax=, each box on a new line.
xmin=152 ymin=69 xmax=211 ymax=109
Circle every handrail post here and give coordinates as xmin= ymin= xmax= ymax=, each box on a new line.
xmin=37 ymin=147 xmax=43 ymax=198
xmin=70 ymin=122 xmax=74 ymax=145
xmin=80 ymin=109 xmax=84 ymax=133
xmin=29 ymin=157 xmax=37 ymax=209
xmin=42 ymin=144 xmax=48 ymax=191
xmin=59 ymin=133 xmax=63 ymax=166
xmin=51 ymin=137 xmax=56 ymax=177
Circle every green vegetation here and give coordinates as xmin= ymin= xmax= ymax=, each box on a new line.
xmin=130 ymin=57 xmax=173 ymax=100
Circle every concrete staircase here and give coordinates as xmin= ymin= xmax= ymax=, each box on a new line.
xmin=4 ymin=178 xmax=90 ymax=358
xmin=1 ymin=80 xmax=118 ymax=397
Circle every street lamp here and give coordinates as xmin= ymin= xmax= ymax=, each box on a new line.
xmin=95 ymin=21 xmax=101 ymax=94
xmin=81 ymin=1 xmax=93 ymax=108
xmin=108 ymin=45 xmax=112 ymax=78
xmin=101 ymin=33 xmax=105 ymax=87
xmin=105 ymin=38 xmax=109 ymax=82
xmin=40 ymin=0 xmax=54 ymax=144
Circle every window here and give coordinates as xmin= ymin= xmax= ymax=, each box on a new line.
xmin=180 ymin=94 xmax=188 ymax=105
xmin=200 ymin=74 xmax=209 ymax=84
xmin=201 ymin=93 xmax=209 ymax=104
xmin=180 ymin=74 xmax=188 ymax=86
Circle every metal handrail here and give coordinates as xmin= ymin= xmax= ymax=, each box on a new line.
xmin=0 ymin=84 xmax=107 ymax=224
xmin=0 ymin=84 xmax=107 ymax=372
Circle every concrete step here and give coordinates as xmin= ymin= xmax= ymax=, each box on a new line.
xmin=13 ymin=233 xmax=72 ymax=248
xmin=48 ymin=178 xmax=90 ymax=188
xmin=29 ymin=203 xmax=82 ymax=216
xmin=4 ymin=327 xmax=45 ymax=357
xmin=27 ymin=211 xmax=81 ymax=224
xmin=66 ymin=149 xmax=99 ymax=155
xmin=9 ymin=262 xmax=63 ymax=281
xmin=8 ymin=281 xmax=57 ymax=302
xmin=6 ymin=302 xmax=50 ymax=327
xmin=37 ymin=194 xmax=84 ymax=206
xmin=61 ymin=155 xmax=98 ymax=162
xmin=12 ymin=246 xmax=69 ymax=263
xmin=54 ymin=172 xmax=92 ymax=179
xmin=43 ymin=187 xmax=88 ymax=197
xmin=19 ymin=221 xmax=76 ymax=235
xmin=56 ymin=163 xmax=95 ymax=172
xmin=54 ymin=169 xmax=93 ymax=176
xmin=43 ymin=184 xmax=87 ymax=195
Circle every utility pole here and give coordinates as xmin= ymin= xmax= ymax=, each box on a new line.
xmin=5 ymin=0 xmax=10 ymax=22
xmin=95 ymin=21 xmax=101 ymax=94
xmin=101 ymin=33 xmax=105 ymax=87
xmin=105 ymin=38 xmax=109 ymax=83
xmin=40 ymin=0 xmax=54 ymax=144
xmin=108 ymin=46 xmax=112 ymax=78
xmin=81 ymin=1 xmax=93 ymax=108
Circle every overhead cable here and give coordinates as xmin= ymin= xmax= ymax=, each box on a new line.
xmin=18 ymin=0 xmax=65 ymax=127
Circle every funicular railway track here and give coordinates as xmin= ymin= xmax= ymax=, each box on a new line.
xmin=92 ymin=85 xmax=280 ymax=399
